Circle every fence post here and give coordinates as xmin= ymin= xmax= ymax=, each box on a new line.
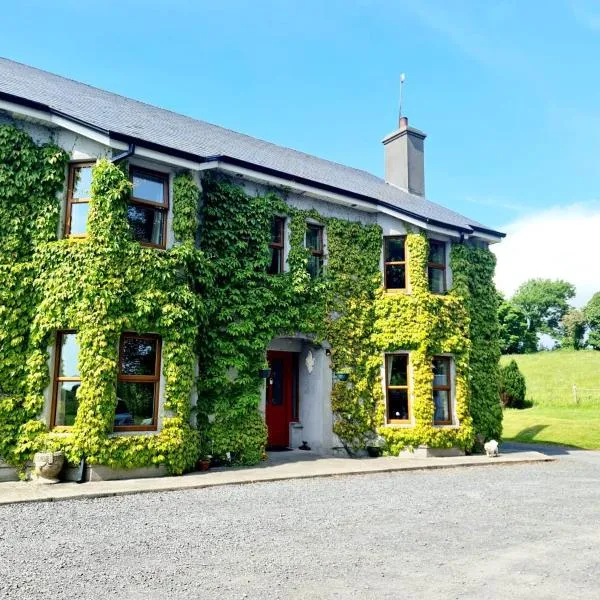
xmin=572 ymin=384 xmax=578 ymax=405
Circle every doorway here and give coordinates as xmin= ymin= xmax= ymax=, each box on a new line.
xmin=265 ymin=351 xmax=297 ymax=448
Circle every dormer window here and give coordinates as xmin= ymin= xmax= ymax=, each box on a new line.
xmin=128 ymin=167 xmax=169 ymax=249
xmin=428 ymin=240 xmax=446 ymax=294
xmin=384 ymin=236 xmax=406 ymax=290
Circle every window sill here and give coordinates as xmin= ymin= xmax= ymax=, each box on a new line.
xmin=384 ymin=421 xmax=414 ymax=428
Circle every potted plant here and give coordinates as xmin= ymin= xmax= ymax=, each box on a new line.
xmin=33 ymin=450 xmax=65 ymax=484
xmin=365 ymin=434 xmax=385 ymax=458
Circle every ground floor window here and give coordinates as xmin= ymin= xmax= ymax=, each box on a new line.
xmin=116 ymin=333 xmax=161 ymax=431
xmin=51 ymin=331 xmax=81 ymax=428
xmin=385 ymin=353 xmax=410 ymax=423
xmin=432 ymin=356 xmax=452 ymax=424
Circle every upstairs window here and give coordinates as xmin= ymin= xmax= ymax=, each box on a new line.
xmin=432 ymin=356 xmax=452 ymax=425
xmin=268 ymin=217 xmax=285 ymax=274
xmin=128 ymin=167 xmax=169 ymax=249
xmin=51 ymin=331 xmax=81 ymax=428
xmin=385 ymin=353 xmax=410 ymax=423
xmin=306 ymin=224 xmax=324 ymax=278
xmin=384 ymin=236 xmax=406 ymax=290
xmin=116 ymin=334 xmax=161 ymax=431
xmin=65 ymin=163 xmax=94 ymax=237
xmin=428 ymin=240 xmax=446 ymax=294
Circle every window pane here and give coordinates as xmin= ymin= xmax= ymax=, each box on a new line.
xmin=385 ymin=238 xmax=405 ymax=262
xmin=72 ymin=166 xmax=93 ymax=200
xmin=388 ymin=389 xmax=409 ymax=421
xmin=69 ymin=202 xmax=89 ymax=236
xmin=120 ymin=337 xmax=158 ymax=376
xmin=132 ymin=172 xmax=166 ymax=204
xmin=127 ymin=204 xmax=165 ymax=246
xmin=433 ymin=358 xmax=449 ymax=386
xmin=115 ymin=382 xmax=156 ymax=427
xmin=270 ymin=359 xmax=283 ymax=406
xmin=433 ymin=390 xmax=450 ymax=423
xmin=387 ymin=355 xmax=408 ymax=386
xmin=306 ymin=225 xmax=322 ymax=252
xmin=429 ymin=241 xmax=445 ymax=264
xmin=272 ymin=218 xmax=283 ymax=245
xmin=55 ymin=381 xmax=80 ymax=426
xmin=386 ymin=264 xmax=406 ymax=289
xmin=428 ymin=267 xmax=445 ymax=293
xmin=268 ymin=247 xmax=282 ymax=275
xmin=58 ymin=333 xmax=80 ymax=377
xmin=307 ymin=254 xmax=323 ymax=278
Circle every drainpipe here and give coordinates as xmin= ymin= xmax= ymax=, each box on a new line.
xmin=111 ymin=143 xmax=136 ymax=164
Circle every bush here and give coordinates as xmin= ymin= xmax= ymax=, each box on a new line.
xmin=499 ymin=360 xmax=527 ymax=408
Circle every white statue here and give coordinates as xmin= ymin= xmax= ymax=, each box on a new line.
xmin=484 ymin=439 xmax=499 ymax=458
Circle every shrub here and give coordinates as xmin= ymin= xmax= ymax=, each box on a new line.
xmin=499 ymin=360 xmax=527 ymax=408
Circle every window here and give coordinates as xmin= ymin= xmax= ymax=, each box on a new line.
xmin=65 ymin=163 xmax=94 ymax=237
xmin=268 ymin=217 xmax=285 ymax=274
xmin=428 ymin=240 xmax=446 ymax=294
xmin=116 ymin=334 xmax=161 ymax=431
xmin=51 ymin=331 xmax=81 ymax=428
xmin=432 ymin=356 xmax=452 ymax=425
xmin=128 ymin=167 xmax=169 ymax=248
xmin=306 ymin=224 xmax=324 ymax=278
xmin=384 ymin=236 xmax=407 ymax=290
xmin=385 ymin=354 xmax=410 ymax=423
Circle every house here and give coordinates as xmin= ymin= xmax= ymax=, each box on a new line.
xmin=0 ymin=57 xmax=504 ymax=481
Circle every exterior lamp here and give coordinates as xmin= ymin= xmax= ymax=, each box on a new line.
xmin=259 ymin=368 xmax=271 ymax=379
xmin=334 ymin=372 xmax=349 ymax=382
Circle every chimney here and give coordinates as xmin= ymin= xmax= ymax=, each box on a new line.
xmin=382 ymin=116 xmax=426 ymax=196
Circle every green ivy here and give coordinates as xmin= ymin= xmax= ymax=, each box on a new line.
xmin=0 ymin=125 xmax=502 ymax=473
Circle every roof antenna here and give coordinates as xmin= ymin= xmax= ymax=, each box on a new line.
xmin=398 ymin=73 xmax=406 ymax=123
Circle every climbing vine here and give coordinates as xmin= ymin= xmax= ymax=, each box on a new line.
xmin=0 ymin=124 xmax=502 ymax=474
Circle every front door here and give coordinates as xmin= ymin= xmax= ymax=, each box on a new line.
xmin=266 ymin=351 xmax=294 ymax=447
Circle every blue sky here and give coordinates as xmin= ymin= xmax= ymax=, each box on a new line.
xmin=1 ymin=0 xmax=599 ymax=302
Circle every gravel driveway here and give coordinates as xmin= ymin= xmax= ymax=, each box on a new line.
xmin=1 ymin=447 xmax=599 ymax=599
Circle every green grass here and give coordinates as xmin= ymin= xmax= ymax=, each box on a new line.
xmin=500 ymin=349 xmax=600 ymax=449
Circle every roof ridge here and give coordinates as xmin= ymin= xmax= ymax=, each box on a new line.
xmin=0 ymin=56 xmax=387 ymax=185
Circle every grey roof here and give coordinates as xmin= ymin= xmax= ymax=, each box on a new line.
xmin=0 ymin=57 xmax=502 ymax=237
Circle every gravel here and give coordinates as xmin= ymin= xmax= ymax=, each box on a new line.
xmin=1 ymin=449 xmax=599 ymax=599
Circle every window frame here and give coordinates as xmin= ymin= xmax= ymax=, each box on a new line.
xmin=428 ymin=240 xmax=447 ymax=294
xmin=268 ymin=216 xmax=285 ymax=275
xmin=432 ymin=356 xmax=452 ymax=425
xmin=65 ymin=161 xmax=95 ymax=238
xmin=50 ymin=330 xmax=80 ymax=430
xmin=383 ymin=236 xmax=407 ymax=291
xmin=128 ymin=166 xmax=170 ymax=250
xmin=115 ymin=333 xmax=162 ymax=432
xmin=385 ymin=352 xmax=411 ymax=425
xmin=305 ymin=223 xmax=324 ymax=278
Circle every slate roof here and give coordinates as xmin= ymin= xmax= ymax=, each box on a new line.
xmin=0 ymin=57 xmax=502 ymax=237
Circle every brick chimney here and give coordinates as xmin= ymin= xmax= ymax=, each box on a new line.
xmin=382 ymin=116 xmax=426 ymax=196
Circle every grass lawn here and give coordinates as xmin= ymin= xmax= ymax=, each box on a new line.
xmin=500 ymin=350 xmax=600 ymax=449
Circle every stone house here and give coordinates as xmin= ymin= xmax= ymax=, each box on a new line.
xmin=0 ymin=58 xmax=504 ymax=480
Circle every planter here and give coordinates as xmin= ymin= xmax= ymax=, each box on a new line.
xmin=197 ymin=459 xmax=211 ymax=472
xmin=33 ymin=451 xmax=64 ymax=484
xmin=366 ymin=446 xmax=382 ymax=458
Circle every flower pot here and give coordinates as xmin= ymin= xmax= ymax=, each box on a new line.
xmin=366 ymin=446 xmax=382 ymax=458
xmin=33 ymin=451 xmax=64 ymax=484
xmin=197 ymin=459 xmax=211 ymax=472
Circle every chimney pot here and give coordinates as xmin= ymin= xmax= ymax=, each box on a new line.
xmin=399 ymin=116 xmax=409 ymax=129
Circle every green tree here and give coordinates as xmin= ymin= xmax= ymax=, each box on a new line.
xmin=499 ymin=360 xmax=527 ymax=408
xmin=584 ymin=292 xmax=600 ymax=350
xmin=561 ymin=308 xmax=587 ymax=350
xmin=512 ymin=278 xmax=575 ymax=337
xmin=498 ymin=299 xmax=536 ymax=354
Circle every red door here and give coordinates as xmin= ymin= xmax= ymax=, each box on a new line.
xmin=266 ymin=351 xmax=294 ymax=447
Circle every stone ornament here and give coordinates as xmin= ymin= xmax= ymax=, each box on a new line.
xmin=33 ymin=451 xmax=64 ymax=484
xmin=305 ymin=350 xmax=315 ymax=374
xmin=484 ymin=440 xmax=499 ymax=458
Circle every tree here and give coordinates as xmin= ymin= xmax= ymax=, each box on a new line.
xmin=512 ymin=279 xmax=576 ymax=337
xmin=561 ymin=308 xmax=587 ymax=350
xmin=584 ymin=292 xmax=600 ymax=350
xmin=499 ymin=360 xmax=527 ymax=408
xmin=497 ymin=299 xmax=536 ymax=354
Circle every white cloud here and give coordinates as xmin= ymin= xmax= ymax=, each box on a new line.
xmin=492 ymin=202 xmax=600 ymax=307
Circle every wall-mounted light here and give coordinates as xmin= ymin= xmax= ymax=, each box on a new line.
xmin=259 ymin=368 xmax=271 ymax=379
xmin=325 ymin=348 xmax=332 ymax=357
xmin=334 ymin=372 xmax=350 ymax=382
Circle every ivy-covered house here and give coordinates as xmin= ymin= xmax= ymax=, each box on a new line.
xmin=0 ymin=58 xmax=504 ymax=480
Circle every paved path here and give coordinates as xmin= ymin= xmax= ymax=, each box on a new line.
xmin=0 ymin=449 xmax=551 ymax=506
xmin=0 ymin=445 xmax=597 ymax=599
